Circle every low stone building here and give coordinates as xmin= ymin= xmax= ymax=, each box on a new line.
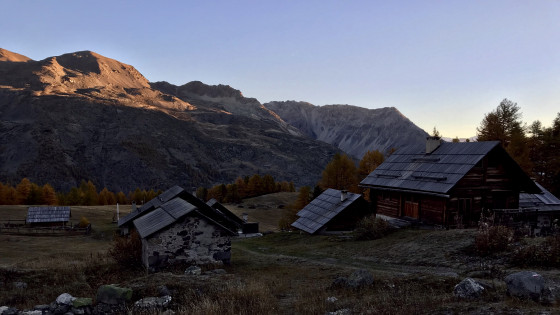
xmin=118 ymin=186 xmax=241 ymax=270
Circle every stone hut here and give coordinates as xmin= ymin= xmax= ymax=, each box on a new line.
xmin=118 ymin=186 xmax=241 ymax=270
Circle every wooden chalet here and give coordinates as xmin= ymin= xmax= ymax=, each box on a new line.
xmin=291 ymin=188 xmax=369 ymax=234
xmin=26 ymin=206 xmax=71 ymax=226
xmin=359 ymin=137 xmax=540 ymax=226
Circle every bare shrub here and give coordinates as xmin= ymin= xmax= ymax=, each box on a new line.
xmin=354 ymin=215 xmax=394 ymax=241
xmin=512 ymin=233 xmax=560 ymax=267
xmin=475 ymin=225 xmax=513 ymax=256
xmin=77 ymin=216 xmax=90 ymax=228
xmin=108 ymin=230 xmax=143 ymax=268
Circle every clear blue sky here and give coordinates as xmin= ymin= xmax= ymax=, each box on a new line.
xmin=2 ymin=1 xmax=559 ymax=138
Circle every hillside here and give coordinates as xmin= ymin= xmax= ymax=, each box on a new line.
xmin=264 ymin=101 xmax=429 ymax=158
xmin=0 ymin=49 xmax=339 ymax=191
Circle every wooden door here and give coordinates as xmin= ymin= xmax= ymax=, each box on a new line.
xmin=404 ymin=201 xmax=419 ymax=218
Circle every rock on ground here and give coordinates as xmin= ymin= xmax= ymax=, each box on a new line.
xmin=96 ymin=284 xmax=133 ymax=305
xmin=453 ymin=278 xmax=485 ymax=299
xmin=505 ymin=271 xmax=545 ymax=301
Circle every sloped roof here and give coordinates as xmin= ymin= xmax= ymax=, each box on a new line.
xmin=118 ymin=185 xmax=184 ymax=227
xmin=26 ymin=206 xmax=71 ymax=224
xmin=133 ymin=197 xmax=197 ymax=238
xmin=291 ymin=188 xmax=362 ymax=234
xmin=360 ymin=141 xmax=538 ymax=196
xmin=125 ymin=185 xmax=240 ymax=238
xmin=519 ymin=181 xmax=560 ymax=212
xmin=206 ymin=198 xmax=244 ymax=226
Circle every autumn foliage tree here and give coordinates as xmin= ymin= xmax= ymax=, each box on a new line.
xmin=318 ymin=153 xmax=359 ymax=193
xmin=279 ymin=186 xmax=312 ymax=230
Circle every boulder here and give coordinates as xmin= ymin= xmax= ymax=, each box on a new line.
xmin=185 ymin=266 xmax=202 ymax=275
xmin=453 ymin=278 xmax=485 ymax=299
xmin=56 ymin=293 xmax=76 ymax=305
xmin=0 ymin=307 xmax=18 ymax=315
xmin=96 ymin=284 xmax=133 ymax=305
xmin=505 ymin=271 xmax=545 ymax=301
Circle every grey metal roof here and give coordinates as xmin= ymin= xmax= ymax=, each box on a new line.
xmin=133 ymin=197 xmax=197 ymax=238
xmin=360 ymin=141 xmax=504 ymax=196
xmin=519 ymin=181 xmax=560 ymax=212
xmin=291 ymin=188 xmax=362 ymax=234
xmin=206 ymin=198 xmax=244 ymax=226
xmin=118 ymin=185 xmax=184 ymax=227
xmin=26 ymin=206 xmax=71 ymax=224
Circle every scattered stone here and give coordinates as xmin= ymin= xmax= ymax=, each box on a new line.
xmin=161 ymin=310 xmax=176 ymax=315
xmin=453 ymin=278 xmax=485 ymax=299
xmin=13 ymin=281 xmax=27 ymax=289
xmin=326 ymin=308 xmax=351 ymax=315
xmin=346 ymin=269 xmax=374 ymax=289
xmin=185 ymin=266 xmax=202 ymax=275
xmin=96 ymin=284 xmax=133 ymax=305
xmin=20 ymin=310 xmax=41 ymax=315
xmin=505 ymin=271 xmax=545 ymax=301
xmin=134 ymin=295 xmax=172 ymax=309
xmin=326 ymin=296 xmax=338 ymax=303
xmin=0 ymin=307 xmax=19 ymax=315
xmin=33 ymin=305 xmax=50 ymax=311
xmin=72 ymin=297 xmax=92 ymax=308
xmin=56 ymin=293 xmax=76 ymax=305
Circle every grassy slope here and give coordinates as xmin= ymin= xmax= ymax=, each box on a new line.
xmin=225 ymin=192 xmax=297 ymax=232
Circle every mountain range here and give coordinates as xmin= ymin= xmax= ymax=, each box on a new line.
xmin=0 ymin=48 xmax=427 ymax=192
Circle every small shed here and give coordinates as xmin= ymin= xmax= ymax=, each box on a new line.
xmin=494 ymin=181 xmax=560 ymax=236
xmin=118 ymin=186 xmax=243 ymax=270
xmin=291 ymin=188 xmax=369 ymax=234
xmin=26 ymin=206 xmax=71 ymax=226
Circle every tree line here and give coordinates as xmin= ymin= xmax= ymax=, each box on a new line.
xmin=476 ymin=99 xmax=560 ymax=196
xmin=0 ymin=178 xmax=162 ymax=206
xmin=195 ymin=174 xmax=296 ymax=203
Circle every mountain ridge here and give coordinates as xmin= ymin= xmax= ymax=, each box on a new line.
xmin=0 ymin=48 xmax=428 ymax=192
xmin=264 ymin=101 xmax=428 ymax=158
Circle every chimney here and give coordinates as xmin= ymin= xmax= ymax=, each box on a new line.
xmin=341 ymin=190 xmax=348 ymax=202
xmin=132 ymin=201 xmax=137 ymax=212
xmin=242 ymin=213 xmax=248 ymax=223
xmin=426 ymin=136 xmax=442 ymax=154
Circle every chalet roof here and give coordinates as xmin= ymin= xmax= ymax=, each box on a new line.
xmin=118 ymin=185 xmax=184 ymax=227
xmin=124 ymin=185 xmax=240 ymax=238
xmin=360 ymin=141 xmax=539 ymax=196
xmin=133 ymin=197 xmax=197 ymax=238
xmin=291 ymin=188 xmax=362 ymax=234
xmin=519 ymin=182 xmax=560 ymax=212
xmin=26 ymin=206 xmax=71 ymax=224
xmin=206 ymin=198 xmax=244 ymax=226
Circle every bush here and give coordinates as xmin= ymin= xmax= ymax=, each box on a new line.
xmin=108 ymin=230 xmax=143 ymax=268
xmin=77 ymin=216 xmax=90 ymax=228
xmin=354 ymin=215 xmax=394 ymax=240
xmin=474 ymin=225 xmax=513 ymax=256
xmin=511 ymin=233 xmax=560 ymax=267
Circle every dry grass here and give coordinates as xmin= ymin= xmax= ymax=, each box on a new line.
xmin=226 ymin=192 xmax=297 ymax=232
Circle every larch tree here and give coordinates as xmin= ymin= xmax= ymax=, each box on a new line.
xmin=318 ymin=153 xmax=359 ymax=193
xmin=358 ymin=150 xmax=385 ymax=179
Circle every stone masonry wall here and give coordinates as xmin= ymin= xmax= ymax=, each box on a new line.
xmin=142 ymin=214 xmax=231 ymax=270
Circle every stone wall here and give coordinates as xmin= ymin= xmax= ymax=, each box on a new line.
xmin=142 ymin=213 xmax=232 ymax=270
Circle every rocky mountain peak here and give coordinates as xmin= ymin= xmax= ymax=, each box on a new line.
xmin=0 ymin=48 xmax=32 ymax=62
xmin=264 ymin=101 xmax=428 ymax=158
